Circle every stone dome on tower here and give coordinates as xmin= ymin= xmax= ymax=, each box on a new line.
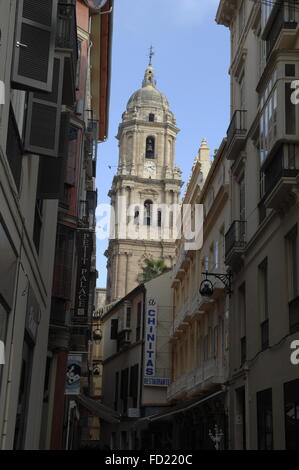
xmin=126 ymin=64 xmax=170 ymax=111
xmin=122 ymin=63 xmax=175 ymax=125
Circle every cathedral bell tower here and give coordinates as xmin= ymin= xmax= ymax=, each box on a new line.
xmin=105 ymin=59 xmax=183 ymax=303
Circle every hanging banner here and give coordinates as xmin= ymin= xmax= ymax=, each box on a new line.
xmin=74 ymin=230 xmax=93 ymax=320
xmin=144 ymin=298 xmax=157 ymax=378
xmin=65 ymin=354 xmax=82 ymax=395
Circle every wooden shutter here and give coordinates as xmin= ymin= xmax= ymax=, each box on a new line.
xmin=37 ymin=112 xmax=70 ymax=199
xmin=12 ymin=0 xmax=58 ymax=92
xmin=24 ymin=55 xmax=64 ymax=157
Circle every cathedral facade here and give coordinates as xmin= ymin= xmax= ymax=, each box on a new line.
xmin=105 ymin=61 xmax=183 ymax=303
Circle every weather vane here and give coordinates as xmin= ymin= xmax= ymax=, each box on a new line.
xmin=148 ymin=45 xmax=155 ymax=66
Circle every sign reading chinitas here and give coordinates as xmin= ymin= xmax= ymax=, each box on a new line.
xmin=74 ymin=231 xmax=93 ymax=320
xmin=144 ymin=297 xmax=157 ymax=378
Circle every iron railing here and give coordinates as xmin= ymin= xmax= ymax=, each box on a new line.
xmin=227 ymin=110 xmax=247 ymax=148
xmin=264 ymin=146 xmax=299 ymax=196
xmin=266 ymin=2 xmax=298 ymax=58
xmin=56 ymin=1 xmax=78 ymax=75
xmin=225 ymin=220 xmax=247 ymax=259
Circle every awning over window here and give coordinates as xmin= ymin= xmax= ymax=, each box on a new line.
xmin=75 ymin=395 xmax=121 ymax=423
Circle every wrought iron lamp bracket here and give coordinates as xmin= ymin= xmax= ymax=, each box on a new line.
xmin=202 ymin=271 xmax=233 ymax=296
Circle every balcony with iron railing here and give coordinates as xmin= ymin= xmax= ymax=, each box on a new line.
xmin=78 ymin=200 xmax=94 ymax=228
xmin=265 ymin=1 xmax=299 ymax=60
xmin=167 ymin=358 xmax=225 ymax=401
xmin=172 ymin=245 xmax=190 ymax=284
xmin=226 ymin=110 xmax=247 ymax=160
xmin=56 ymin=0 xmax=78 ymax=103
xmin=56 ymin=1 xmax=78 ymax=71
xmin=263 ymin=145 xmax=299 ymax=213
xmin=225 ymin=220 xmax=246 ymax=267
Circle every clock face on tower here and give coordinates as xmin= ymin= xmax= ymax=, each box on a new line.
xmin=144 ymin=161 xmax=156 ymax=178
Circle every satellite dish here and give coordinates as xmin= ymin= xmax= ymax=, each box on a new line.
xmin=84 ymin=0 xmax=108 ymax=10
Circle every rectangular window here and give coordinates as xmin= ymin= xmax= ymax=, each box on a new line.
xmin=259 ymin=259 xmax=269 ymax=349
xmin=110 ymin=319 xmax=118 ymax=340
xmin=284 ymin=379 xmax=299 ymax=449
xmin=260 ymin=71 xmax=278 ymax=163
xmin=114 ymin=371 xmax=119 ymax=411
xmin=129 ymin=364 xmax=139 ymax=408
xmin=126 ymin=306 xmax=131 ymax=329
xmin=239 ymin=283 xmax=246 ymax=365
xmin=285 ymin=64 xmax=296 ymax=77
xmin=120 ymin=368 xmax=129 ymax=414
xmin=259 ymin=259 xmax=268 ymax=321
xmin=257 ymin=388 xmax=273 ymax=450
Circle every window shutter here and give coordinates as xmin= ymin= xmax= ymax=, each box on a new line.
xmin=12 ymin=0 xmax=58 ymax=92
xmin=37 ymin=112 xmax=70 ymax=199
xmin=24 ymin=55 xmax=64 ymax=157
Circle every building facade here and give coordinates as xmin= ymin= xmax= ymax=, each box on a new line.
xmin=101 ymin=271 xmax=173 ymax=450
xmin=105 ymin=62 xmax=183 ymax=304
xmin=217 ymin=0 xmax=299 ymax=450
xmin=0 ymin=0 xmax=113 ymax=450
xmin=145 ymin=138 xmax=230 ymax=450
xmin=0 ymin=0 xmax=71 ymax=449
xmin=41 ymin=0 xmax=114 ymax=451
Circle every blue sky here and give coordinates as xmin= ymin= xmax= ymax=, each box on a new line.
xmin=96 ymin=0 xmax=230 ymax=288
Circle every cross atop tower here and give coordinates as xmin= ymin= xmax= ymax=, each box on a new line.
xmin=148 ymin=45 xmax=155 ymax=66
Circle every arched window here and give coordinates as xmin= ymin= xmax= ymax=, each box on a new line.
xmin=145 ymin=136 xmax=155 ymax=159
xmin=149 ymin=113 xmax=155 ymax=122
xmin=144 ymin=200 xmax=153 ymax=226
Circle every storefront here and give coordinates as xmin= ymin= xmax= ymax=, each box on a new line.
xmin=139 ymin=389 xmax=228 ymax=451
